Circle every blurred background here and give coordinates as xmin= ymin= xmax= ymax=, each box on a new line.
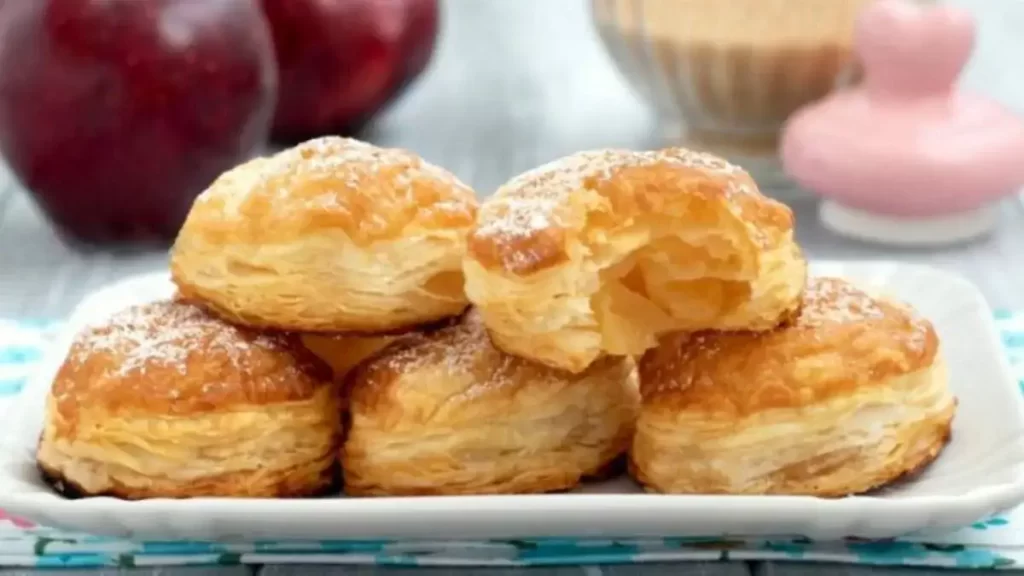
xmin=0 ymin=0 xmax=1022 ymax=317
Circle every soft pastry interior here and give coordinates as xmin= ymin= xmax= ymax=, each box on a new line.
xmin=170 ymin=136 xmax=478 ymax=334
xmin=342 ymin=309 xmax=640 ymax=496
xmin=464 ymin=148 xmax=805 ymax=373
xmin=37 ymin=300 xmax=340 ymax=499
xmin=631 ymin=277 xmax=956 ymax=496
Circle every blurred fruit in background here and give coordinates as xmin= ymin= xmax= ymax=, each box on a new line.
xmin=0 ymin=0 xmax=278 ymax=247
xmin=260 ymin=0 xmax=440 ymax=143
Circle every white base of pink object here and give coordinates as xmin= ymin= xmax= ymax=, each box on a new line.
xmin=819 ymin=200 xmax=999 ymax=246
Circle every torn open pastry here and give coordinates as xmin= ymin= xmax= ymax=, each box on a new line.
xmin=464 ymin=147 xmax=805 ymax=373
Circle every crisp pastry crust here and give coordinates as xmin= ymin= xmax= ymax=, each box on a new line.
xmin=463 ymin=148 xmax=805 ymax=373
xmin=631 ymin=277 xmax=956 ymax=496
xmin=299 ymin=333 xmax=403 ymax=381
xmin=36 ymin=300 xmax=341 ymax=499
xmin=342 ymin=309 xmax=640 ymax=496
xmin=170 ymin=136 xmax=478 ymax=334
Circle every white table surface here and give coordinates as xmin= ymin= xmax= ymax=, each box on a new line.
xmin=1 ymin=0 xmax=1022 ymax=574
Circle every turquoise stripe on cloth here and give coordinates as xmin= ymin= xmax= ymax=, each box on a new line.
xmin=1 ymin=314 xmax=1024 ymax=569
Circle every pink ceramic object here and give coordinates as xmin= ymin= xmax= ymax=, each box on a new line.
xmin=780 ymin=0 xmax=1024 ymax=245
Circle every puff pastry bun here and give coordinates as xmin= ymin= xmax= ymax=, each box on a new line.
xmin=36 ymin=300 xmax=340 ymax=499
xmin=170 ymin=136 xmax=478 ymax=334
xmin=464 ymin=148 xmax=806 ymax=373
xmin=631 ymin=277 xmax=956 ymax=497
xmin=343 ymin=309 xmax=640 ymax=496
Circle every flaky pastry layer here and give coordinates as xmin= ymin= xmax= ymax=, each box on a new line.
xmin=638 ymin=277 xmax=940 ymax=414
xmin=631 ymin=361 xmax=955 ymax=496
xmin=50 ymin=300 xmax=334 ymax=418
xmin=173 ymin=231 xmax=471 ymax=333
xmin=170 ymin=137 xmax=478 ymax=333
xmin=342 ymin=310 xmax=640 ymax=496
xmin=37 ymin=387 xmax=341 ymax=499
xmin=464 ymin=148 xmax=804 ymax=373
xmin=633 ymin=277 xmax=954 ymax=496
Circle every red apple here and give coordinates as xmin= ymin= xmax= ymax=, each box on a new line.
xmin=0 ymin=0 xmax=278 ymax=247
xmin=260 ymin=0 xmax=439 ymax=143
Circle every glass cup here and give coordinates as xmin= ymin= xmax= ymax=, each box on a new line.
xmin=591 ymin=0 xmax=872 ymax=195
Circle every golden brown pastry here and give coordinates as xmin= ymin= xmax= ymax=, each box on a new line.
xmin=631 ymin=277 xmax=956 ymax=497
xmin=36 ymin=300 xmax=340 ymax=499
xmin=170 ymin=136 xmax=478 ymax=334
xmin=463 ymin=148 xmax=805 ymax=373
xmin=343 ymin=309 xmax=640 ymax=496
xmin=299 ymin=333 xmax=402 ymax=381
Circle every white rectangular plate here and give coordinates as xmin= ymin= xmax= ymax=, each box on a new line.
xmin=1 ymin=261 xmax=1023 ymax=542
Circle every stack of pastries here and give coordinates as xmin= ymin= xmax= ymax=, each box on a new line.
xmin=36 ymin=137 xmax=957 ymax=500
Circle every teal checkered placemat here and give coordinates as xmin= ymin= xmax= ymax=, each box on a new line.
xmin=1 ymin=315 xmax=1024 ymax=570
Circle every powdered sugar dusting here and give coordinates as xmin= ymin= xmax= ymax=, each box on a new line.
xmin=197 ymin=136 xmax=474 ymax=212
xmin=797 ymin=277 xmax=887 ymax=327
xmin=474 ymin=196 xmax=559 ymax=242
xmin=380 ymin=311 xmax=501 ymax=378
xmin=641 ymin=278 xmax=937 ymax=400
xmin=471 ymin=148 xmax=748 ymax=270
xmin=797 ymin=278 xmax=933 ymax=352
xmin=283 ymin=137 xmax=464 ymax=190
xmin=367 ymin=310 xmax=571 ymax=404
xmin=69 ymin=301 xmax=288 ymax=382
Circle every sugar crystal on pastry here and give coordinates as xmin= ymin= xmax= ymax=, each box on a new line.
xmin=464 ymin=147 xmax=806 ymax=373
xmin=342 ymin=309 xmax=639 ymax=496
xmin=36 ymin=300 xmax=341 ymax=499
xmin=631 ymin=277 xmax=955 ymax=497
xmin=170 ymin=136 xmax=478 ymax=334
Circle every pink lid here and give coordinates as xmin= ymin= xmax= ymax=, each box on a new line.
xmin=780 ymin=0 xmax=1024 ymax=217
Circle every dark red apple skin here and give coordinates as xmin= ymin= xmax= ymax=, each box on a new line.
xmin=260 ymin=0 xmax=439 ymax=143
xmin=0 ymin=0 xmax=278 ymax=247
